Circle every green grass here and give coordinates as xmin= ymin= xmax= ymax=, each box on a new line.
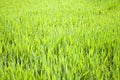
xmin=0 ymin=0 xmax=120 ymax=80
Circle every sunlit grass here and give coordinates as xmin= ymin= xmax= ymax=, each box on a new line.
xmin=0 ymin=0 xmax=120 ymax=80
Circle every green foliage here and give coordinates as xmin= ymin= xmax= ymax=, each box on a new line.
xmin=0 ymin=0 xmax=120 ymax=80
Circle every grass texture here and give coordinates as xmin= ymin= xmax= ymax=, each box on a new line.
xmin=0 ymin=0 xmax=120 ymax=80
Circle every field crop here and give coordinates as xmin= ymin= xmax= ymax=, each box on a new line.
xmin=0 ymin=0 xmax=120 ymax=80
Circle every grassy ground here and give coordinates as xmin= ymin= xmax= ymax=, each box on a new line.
xmin=0 ymin=0 xmax=120 ymax=80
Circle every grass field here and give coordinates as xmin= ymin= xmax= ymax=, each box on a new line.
xmin=0 ymin=0 xmax=120 ymax=80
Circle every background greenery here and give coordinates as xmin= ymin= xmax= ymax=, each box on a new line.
xmin=0 ymin=0 xmax=120 ymax=80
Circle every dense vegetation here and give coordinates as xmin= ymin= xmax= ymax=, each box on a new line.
xmin=0 ymin=0 xmax=120 ymax=80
